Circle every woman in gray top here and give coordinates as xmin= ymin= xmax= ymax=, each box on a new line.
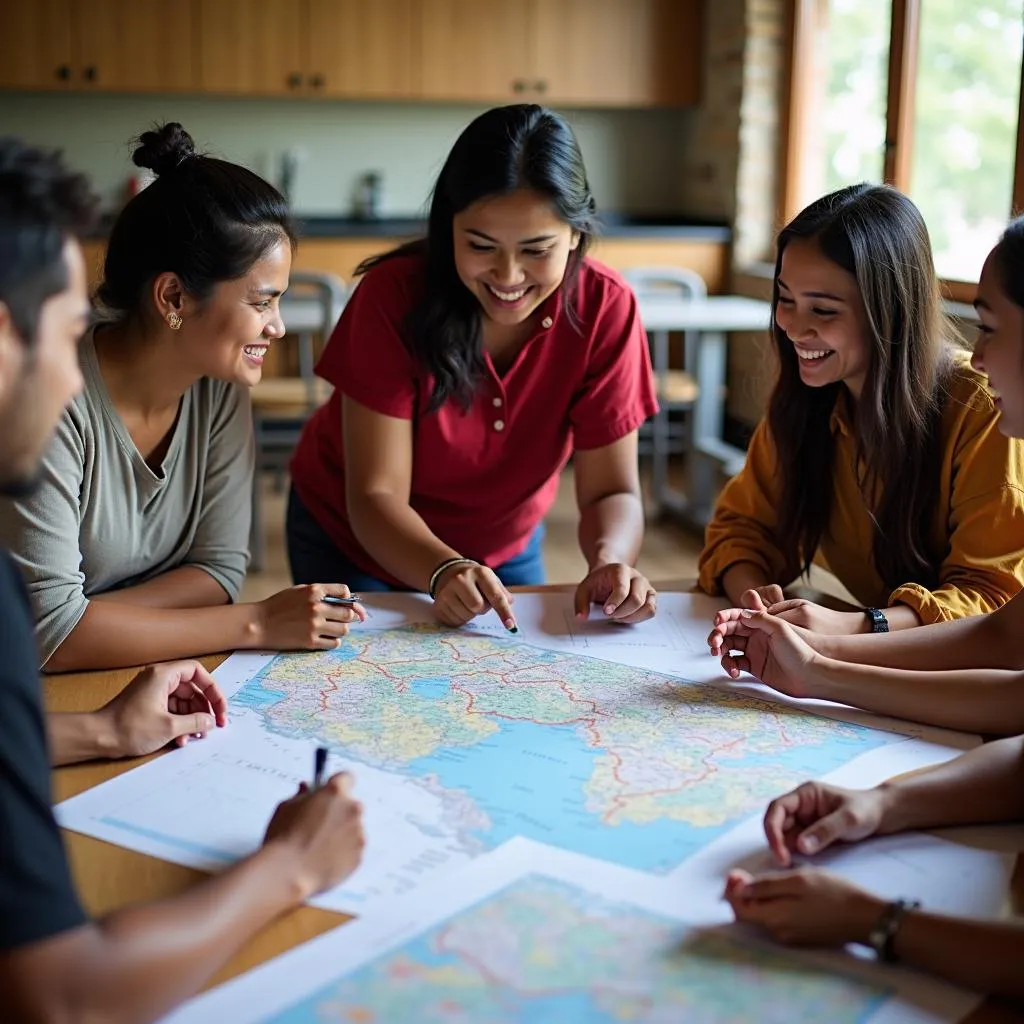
xmin=0 ymin=123 xmax=362 ymax=670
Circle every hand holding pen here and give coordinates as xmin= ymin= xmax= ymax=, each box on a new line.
xmin=262 ymin=745 xmax=365 ymax=898
xmin=249 ymin=584 xmax=366 ymax=651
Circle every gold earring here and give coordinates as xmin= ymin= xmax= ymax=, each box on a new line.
xmin=166 ymin=311 xmax=183 ymax=331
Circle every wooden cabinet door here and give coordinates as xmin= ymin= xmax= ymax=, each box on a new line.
xmin=418 ymin=0 xmax=531 ymax=103
xmin=532 ymin=0 xmax=701 ymax=107
xmin=307 ymin=0 xmax=416 ymax=99
xmin=0 ymin=0 xmax=74 ymax=90
xmin=634 ymin=0 xmax=702 ymax=107
xmin=196 ymin=0 xmax=305 ymax=95
xmin=75 ymin=0 xmax=195 ymax=92
xmin=531 ymin=0 xmax=636 ymax=106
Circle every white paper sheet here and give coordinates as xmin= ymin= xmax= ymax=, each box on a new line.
xmin=57 ymin=593 xmax=979 ymax=913
xmin=162 ymin=836 xmax=999 ymax=1024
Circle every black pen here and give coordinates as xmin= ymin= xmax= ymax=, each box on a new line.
xmin=321 ymin=595 xmax=362 ymax=606
xmin=313 ymin=746 xmax=328 ymax=789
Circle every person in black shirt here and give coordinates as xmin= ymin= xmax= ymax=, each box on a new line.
xmin=0 ymin=138 xmax=365 ymax=1022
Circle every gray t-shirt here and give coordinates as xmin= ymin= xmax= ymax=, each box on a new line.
xmin=0 ymin=329 xmax=254 ymax=666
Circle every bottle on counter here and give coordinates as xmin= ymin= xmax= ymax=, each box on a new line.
xmin=353 ymin=171 xmax=382 ymax=220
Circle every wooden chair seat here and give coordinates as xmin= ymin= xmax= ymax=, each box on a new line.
xmin=656 ymin=369 xmax=699 ymax=406
xmin=251 ymin=377 xmax=333 ymax=415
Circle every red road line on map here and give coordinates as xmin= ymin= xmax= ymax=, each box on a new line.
xmin=317 ymin=675 xmax=338 ymax=712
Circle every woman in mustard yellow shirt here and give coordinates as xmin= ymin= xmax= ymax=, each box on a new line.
xmin=710 ymin=218 xmax=1024 ymax=995
xmin=698 ymin=183 xmax=1024 ymax=635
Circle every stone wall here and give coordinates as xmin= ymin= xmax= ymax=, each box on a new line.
xmin=680 ymin=0 xmax=789 ymax=428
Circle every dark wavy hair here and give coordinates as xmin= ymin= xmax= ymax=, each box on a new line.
xmin=769 ymin=183 xmax=957 ymax=590
xmin=990 ymin=215 xmax=1024 ymax=311
xmin=0 ymin=137 xmax=98 ymax=345
xmin=97 ymin=122 xmax=294 ymax=318
xmin=359 ymin=104 xmax=598 ymax=410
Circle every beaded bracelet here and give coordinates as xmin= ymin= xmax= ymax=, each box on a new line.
xmin=868 ymin=898 xmax=920 ymax=963
xmin=428 ymin=557 xmax=479 ymax=599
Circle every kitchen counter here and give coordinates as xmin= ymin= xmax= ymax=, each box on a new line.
xmin=293 ymin=214 xmax=731 ymax=241
xmin=81 ymin=214 xmax=733 ymax=293
xmin=85 ymin=212 xmax=731 ymax=242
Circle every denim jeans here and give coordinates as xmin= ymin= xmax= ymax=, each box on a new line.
xmin=286 ymin=486 xmax=547 ymax=590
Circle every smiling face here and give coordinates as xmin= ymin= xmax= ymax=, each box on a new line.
xmin=971 ymin=249 xmax=1024 ymax=438
xmin=452 ymin=189 xmax=580 ymax=327
xmin=173 ymin=236 xmax=292 ymax=387
xmin=774 ymin=236 xmax=874 ymax=398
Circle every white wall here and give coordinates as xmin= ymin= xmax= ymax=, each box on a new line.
xmin=0 ymin=93 xmax=694 ymax=217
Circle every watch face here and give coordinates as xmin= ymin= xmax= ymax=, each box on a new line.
xmin=867 ymin=608 xmax=889 ymax=633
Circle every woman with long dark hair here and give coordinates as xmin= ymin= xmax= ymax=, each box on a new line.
xmin=288 ymin=105 xmax=659 ymax=627
xmin=0 ymin=123 xmax=364 ymax=671
xmin=709 ymin=215 xmax=1024 ymax=736
xmin=699 ymin=184 xmax=1024 ymax=636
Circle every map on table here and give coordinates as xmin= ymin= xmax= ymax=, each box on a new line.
xmin=56 ymin=602 xmax=970 ymax=908
xmin=253 ymin=875 xmax=889 ymax=1024
xmin=165 ymin=840 xmax=978 ymax=1024
xmin=237 ymin=625 xmax=895 ymax=872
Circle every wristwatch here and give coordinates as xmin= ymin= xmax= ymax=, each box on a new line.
xmin=865 ymin=607 xmax=889 ymax=633
xmin=868 ymin=898 xmax=920 ymax=962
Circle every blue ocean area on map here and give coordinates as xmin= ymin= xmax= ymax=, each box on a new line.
xmin=230 ymin=629 xmax=900 ymax=875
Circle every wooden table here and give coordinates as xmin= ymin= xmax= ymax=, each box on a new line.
xmin=47 ymin=655 xmax=349 ymax=991
xmin=45 ymin=650 xmax=1024 ymax=1020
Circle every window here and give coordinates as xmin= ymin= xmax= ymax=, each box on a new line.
xmin=816 ymin=0 xmax=892 ymax=197
xmin=909 ymin=1 xmax=1022 ymax=281
xmin=784 ymin=0 xmax=1024 ymax=286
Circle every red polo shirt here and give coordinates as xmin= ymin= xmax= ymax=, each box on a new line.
xmin=289 ymin=252 xmax=658 ymax=585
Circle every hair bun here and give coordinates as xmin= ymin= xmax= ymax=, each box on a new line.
xmin=132 ymin=122 xmax=197 ymax=176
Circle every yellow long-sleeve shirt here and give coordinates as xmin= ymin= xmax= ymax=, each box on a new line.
xmin=698 ymin=359 xmax=1024 ymax=623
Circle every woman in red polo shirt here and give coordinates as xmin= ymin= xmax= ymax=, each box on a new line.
xmin=288 ymin=104 xmax=659 ymax=628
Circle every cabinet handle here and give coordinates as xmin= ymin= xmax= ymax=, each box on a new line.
xmin=512 ymin=79 xmax=526 ymax=94
xmin=310 ymin=73 xmax=325 ymax=89
xmin=55 ymin=64 xmax=71 ymax=81
xmin=287 ymin=72 xmax=303 ymax=89
xmin=83 ymin=65 xmax=97 ymax=83
xmin=534 ymin=80 xmax=547 ymax=94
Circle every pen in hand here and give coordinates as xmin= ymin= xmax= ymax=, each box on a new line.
xmin=321 ymin=595 xmax=362 ymax=607
xmin=313 ymin=745 xmax=328 ymax=789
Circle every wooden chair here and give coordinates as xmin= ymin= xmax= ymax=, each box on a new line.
xmin=249 ymin=271 xmax=346 ymax=571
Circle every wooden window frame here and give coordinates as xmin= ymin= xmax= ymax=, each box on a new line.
xmin=782 ymin=0 xmax=1024 ymax=296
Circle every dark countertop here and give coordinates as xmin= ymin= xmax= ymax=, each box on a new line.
xmin=293 ymin=213 xmax=732 ymax=242
xmin=85 ymin=212 xmax=731 ymax=242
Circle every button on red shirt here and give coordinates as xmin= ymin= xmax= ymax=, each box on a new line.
xmin=289 ymin=252 xmax=658 ymax=586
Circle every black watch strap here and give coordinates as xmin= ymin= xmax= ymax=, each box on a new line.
xmin=865 ymin=607 xmax=889 ymax=633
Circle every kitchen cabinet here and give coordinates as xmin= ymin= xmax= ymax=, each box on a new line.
xmin=2 ymin=0 xmax=700 ymax=106
xmin=306 ymin=0 xmax=416 ymax=99
xmin=0 ymin=0 xmax=73 ymax=90
xmin=292 ymin=237 xmax=728 ymax=295
xmin=418 ymin=1 xmax=532 ymax=104
xmin=196 ymin=0 xmax=305 ymax=95
xmin=533 ymin=0 xmax=701 ymax=108
xmin=77 ymin=0 xmax=195 ymax=92
xmin=197 ymin=0 xmax=413 ymax=98
xmin=0 ymin=0 xmax=193 ymax=92
xmin=417 ymin=0 xmax=701 ymax=107
xmin=82 ymin=234 xmax=729 ymax=296
xmin=591 ymin=237 xmax=727 ymax=293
